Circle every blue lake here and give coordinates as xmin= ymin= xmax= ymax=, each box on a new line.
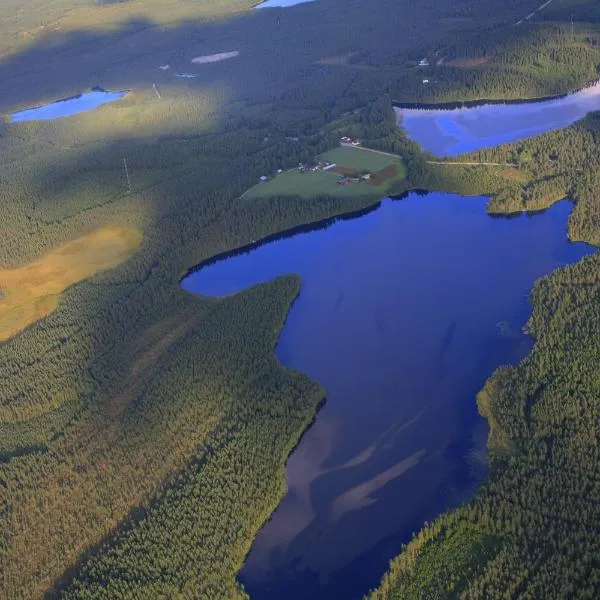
xmin=181 ymin=192 xmax=594 ymax=599
xmin=10 ymin=89 xmax=127 ymax=123
xmin=396 ymin=83 xmax=600 ymax=156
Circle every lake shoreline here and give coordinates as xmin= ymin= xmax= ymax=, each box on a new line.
xmin=392 ymin=78 xmax=600 ymax=111
xmin=179 ymin=188 xmax=454 ymax=285
xmin=179 ymin=200 xmax=385 ymax=285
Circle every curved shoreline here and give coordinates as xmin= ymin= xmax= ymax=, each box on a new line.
xmin=179 ymin=187 xmax=562 ymax=286
xmin=392 ymin=79 xmax=599 ymax=111
xmin=179 ymin=200 xmax=386 ymax=284
xmin=178 ymin=188 xmax=442 ymax=285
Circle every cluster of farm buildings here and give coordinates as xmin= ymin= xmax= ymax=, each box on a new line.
xmin=258 ymin=136 xmax=363 ymax=183
xmin=338 ymin=173 xmax=371 ymax=186
xmin=297 ymin=156 xmax=373 ymax=187
xmin=297 ymin=160 xmax=337 ymax=173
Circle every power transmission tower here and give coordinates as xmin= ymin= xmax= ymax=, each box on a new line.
xmin=123 ymin=158 xmax=132 ymax=194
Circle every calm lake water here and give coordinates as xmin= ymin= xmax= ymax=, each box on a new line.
xmin=181 ymin=192 xmax=594 ymax=599
xmin=10 ymin=89 xmax=127 ymax=123
xmin=396 ymin=83 xmax=600 ymax=156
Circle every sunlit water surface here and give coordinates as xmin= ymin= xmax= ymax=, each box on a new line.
xmin=396 ymin=83 xmax=600 ymax=156
xmin=10 ymin=89 xmax=127 ymax=122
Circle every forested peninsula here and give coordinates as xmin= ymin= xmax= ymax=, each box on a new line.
xmin=2 ymin=0 xmax=600 ymax=599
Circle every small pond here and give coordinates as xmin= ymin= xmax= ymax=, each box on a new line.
xmin=10 ymin=88 xmax=127 ymax=123
xmin=396 ymin=83 xmax=600 ymax=156
xmin=181 ymin=192 xmax=594 ymax=599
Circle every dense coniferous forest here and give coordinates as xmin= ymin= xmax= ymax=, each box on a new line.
xmin=2 ymin=0 xmax=600 ymax=598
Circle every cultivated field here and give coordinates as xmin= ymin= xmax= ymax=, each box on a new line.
xmin=245 ymin=145 xmax=406 ymax=200
xmin=0 ymin=227 xmax=141 ymax=342
xmin=320 ymin=146 xmax=403 ymax=172
xmin=244 ymin=169 xmax=377 ymax=199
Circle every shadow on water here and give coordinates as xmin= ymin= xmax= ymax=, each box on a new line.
xmin=180 ymin=201 xmax=383 ymax=281
xmin=181 ymin=191 xmax=595 ymax=600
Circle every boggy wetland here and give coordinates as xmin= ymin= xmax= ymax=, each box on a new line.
xmin=182 ymin=192 xmax=594 ymax=599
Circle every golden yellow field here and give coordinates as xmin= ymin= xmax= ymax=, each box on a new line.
xmin=0 ymin=227 xmax=141 ymax=342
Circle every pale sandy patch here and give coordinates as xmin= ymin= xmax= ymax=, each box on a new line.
xmin=330 ymin=449 xmax=426 ymax=522
xmin=316 ymin=52 xmax=356 ymax=66
xmin=192 ymin=51 xmax=240 ymax=64
xmin=446 ymin=56 xmax=491 ymax=68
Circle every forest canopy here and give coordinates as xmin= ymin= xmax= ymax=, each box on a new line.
xmin=2 ymin=0 xmax=600 ymax=599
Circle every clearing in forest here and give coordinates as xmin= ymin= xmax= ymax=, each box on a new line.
xmin=0 ymin=227 xmax=142 ymax=342
xmin=446 ymin=56 xmax=491 ymax=68
xmin=191 ymin=51 xmax=240 ymax=64
xmin=244 ymin=145 xmax=406 ymax=200
xmin=319 ymin=146 xmax=401 ymax=172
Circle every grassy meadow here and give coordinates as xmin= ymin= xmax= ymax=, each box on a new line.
xmin=245 ymin=169 xmax=375 ymax=199
xmin=320 ymin=146 xmax=402 ymax=171
xmin=244 ymin=145 xmax=406 ymax=200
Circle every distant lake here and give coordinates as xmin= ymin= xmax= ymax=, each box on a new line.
xmin=10 ymin=89 xmax=127 ymax=123
xmin=255 ymin=0 xmax=314 ymax=8
xmin=181 ymin=192 xmax=594 ymax=600
xmin=396 ymin=83 xmax=600 ymax=156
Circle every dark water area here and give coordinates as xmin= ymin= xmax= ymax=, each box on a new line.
xmin=181 ymin=192 xmax=594 ymax=599
xmin=10 ymin=88 xmax=127 ymax=122
xmin=396 ymin=83 xmax=600 ymax=156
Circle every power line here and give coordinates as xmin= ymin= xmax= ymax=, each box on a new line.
xmin=123 ymin=158 xmax=132 ymax=194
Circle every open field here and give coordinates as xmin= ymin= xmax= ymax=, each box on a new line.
xmin=446 ymin=56 xmax=491 ymax=68
xmin=245 ymin=146 xmax=406 ymax=200
xmin=0 ymin=0 xmax=257 ymax=59
xmin=0 ymin=227 xmax=141 ymax=343
xmin=320 ymin=146 xmax=402 ymax=171
xmin=244 ymin=169 xmax=378 ymax=199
